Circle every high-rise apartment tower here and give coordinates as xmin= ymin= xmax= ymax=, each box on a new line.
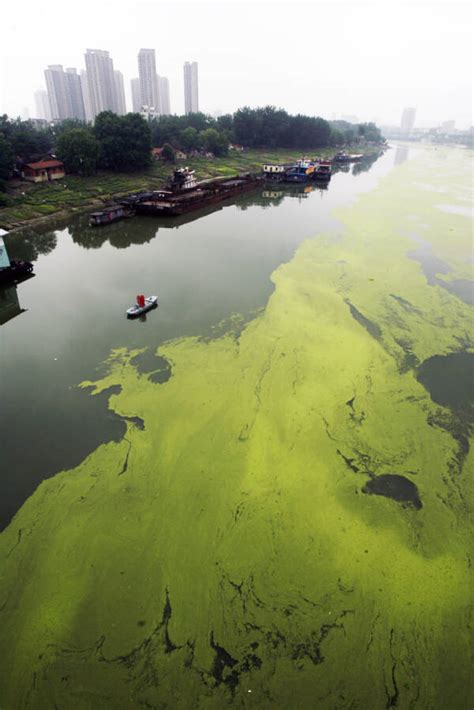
xmin=138 ymin=49 xmax=159 ymax=111
xmin=65 ymin=68 xmax=86 ymax=121
xmin=183 ymin=61 xmax=199 ymax=114
xmin=34 ymin=90 xmax=52 ymax=121
xmin=114 ymin=71 xmax=127 ymax=115
xmin=84 ymin=49 xmax=118 ymax=118
xmin=44 ymin=65 xmax=71 ymax=120
xmin=131 ymin=78 xmax=141 ymax=113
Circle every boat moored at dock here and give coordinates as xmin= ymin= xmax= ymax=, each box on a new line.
xmin=89 ymin=204 xmax=134 ymax=227
xmin=314 ymin=161 xmax=332 ymax=181
xmin=134 ymin=174 xmax=261 ymax=217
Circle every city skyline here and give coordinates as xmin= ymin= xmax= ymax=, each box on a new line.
xmin=1 ymin=1 xmax=472 ymax=127
xmin=36 ymin=47 xmax=175 ymax=123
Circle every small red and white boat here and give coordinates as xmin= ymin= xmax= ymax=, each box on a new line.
xmin=126 ymin=294 xmax=158 ymax=318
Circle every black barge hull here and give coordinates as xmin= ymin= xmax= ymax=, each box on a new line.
xmin=134 ymin=177 xmax=261 ymax=217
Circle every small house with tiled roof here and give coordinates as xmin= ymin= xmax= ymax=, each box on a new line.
xmin=22 ymin=159 xmax=65 ymax=183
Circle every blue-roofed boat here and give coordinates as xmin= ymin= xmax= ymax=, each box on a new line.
xmin=284 ymin=160 xmax=316 ymax=183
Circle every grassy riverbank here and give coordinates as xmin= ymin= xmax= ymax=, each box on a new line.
xmin=0 ymin=146 xmax=378 ymax=231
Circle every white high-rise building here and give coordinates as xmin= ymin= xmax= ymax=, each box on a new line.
xmin=138 ymin=48 xmax=159 ymax=112
xmin=44 ymin=65 xmax=71 ymax=120
xmin=80 ymin=71 xmax=94 ymax=123
xmin=114 ymin=71 xmax=127 ymax=115
xmin=183 ymin=61 xmax=199 ymax=114
xmin=34 ymin=90 xmax=52 ymax=121
xmin=84 ymin=49 xmax=119 ymax=118
xmin=158 ymin=76 xmax=171 ymax=115
xmin=400 ymin=107 xmax=416 ymax=134
xmin=45 ymin=65 xmax=88 ymax=121
xmin=65 ymin=68 xmax=86 ymax=121
xmin=131 ymin=78 xmax=142 ymax=113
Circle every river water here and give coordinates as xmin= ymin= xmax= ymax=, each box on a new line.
xmin=0 ymin=152 xmax=392 ymax=529
xmin=1 ymin=145 xmax=472 ymax=709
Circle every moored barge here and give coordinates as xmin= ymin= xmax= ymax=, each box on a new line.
xmin=89 ymin=204 xmax=134 ymax=226
xmin=134 ymin=174 xmax=261 ymax=217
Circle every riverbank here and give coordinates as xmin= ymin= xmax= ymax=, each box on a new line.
xmin=0 ymin=146 xmax=383 ymax=232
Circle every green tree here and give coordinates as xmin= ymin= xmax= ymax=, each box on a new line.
xmin=94 ymin=112 xmax=152 ymax=172
xmin=357 ymin=122 xmax=383 ymax=143
xmin=330 ymin=128 xmax=345 ymax=146
xmin=199 ymin=128 xmax=228 ymax=156
xmin=0 ymin=133 xmax=14 ymax=182
xmin=161 ymin=143 xmax=175 ymax=162
xmin=56 ymin=128 xmax=99 ymax=175
xmin=216 ymin=114 xmax=234 ymax=135
xmin=179 ymin=126 xmax=200 ymax=151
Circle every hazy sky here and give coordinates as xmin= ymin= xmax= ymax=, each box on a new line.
xmin=1 ymin=0 xmax=472 ymax=127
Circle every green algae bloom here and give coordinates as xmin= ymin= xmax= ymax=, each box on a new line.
xmin=0 ymin=146 xmax=472 ymax=709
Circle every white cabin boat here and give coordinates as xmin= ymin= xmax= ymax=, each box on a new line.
xmin=126 ymin=295 xmax=158 ymax=318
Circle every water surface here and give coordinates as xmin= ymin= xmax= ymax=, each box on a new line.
xmin=0 ymin=145 xmax=472 ymax=709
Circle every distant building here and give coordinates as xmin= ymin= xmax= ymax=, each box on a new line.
xmin=44 ymin=65 xmax=71 ymax=120
xmin=441 ymin=120 xmax=456 ymax=133
xmin=131 ymin=78 xmax=142 ymax=113
xmin=158 ymin=76 xmax=170 ymax=115
xmin=184 ymin=61 xmax=199 ymax=114
xmin=138 ymin=48 xmax=159 ymax=113
xmin=85 ymin=49 xmax=119 ymax=118
xmin=114 ymin=71 xmax=127 ymax=115
xmin=400 ymin=107 xmax=416 ymax=134
xmin=80 ymin=70 xmax=94 ymax=122
xmin=34 ymin=90 xmax=52 ymax=121
xmin=65 ymin=68 xmax=86 ymax=121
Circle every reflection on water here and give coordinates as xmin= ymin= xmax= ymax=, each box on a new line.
xmin=394 ymin=144 xmax=409 ymax=165
xmin=0 ymin=282 xmax=26 ymax=326
xmin=0 ymin=150 xmax=394 ymax=529
xmin=4 ymin=229 xmax=57 ymax=263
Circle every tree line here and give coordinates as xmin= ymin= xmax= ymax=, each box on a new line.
xmin=0 ymin=107 xmax=384 ymax=187
xmin=149 ymin=107 xmax=383 ymax=151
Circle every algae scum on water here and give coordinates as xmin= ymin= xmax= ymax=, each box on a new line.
xmin=1 ymin=146 xmax=473 ymax=709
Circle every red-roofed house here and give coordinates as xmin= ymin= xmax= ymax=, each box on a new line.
xmin=22 ymin=159 xmax=65 ymax=183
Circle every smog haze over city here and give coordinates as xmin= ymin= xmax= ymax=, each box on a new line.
xmin=1 ymin=0 xmax=472 ymax=128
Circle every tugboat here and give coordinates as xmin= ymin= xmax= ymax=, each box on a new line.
xmin=168 ymin=167 xmax=198 ymax=192
xmin=0 ymin=230 xmax=34 ymax=285
xmin=126 ymin=294 xmax=158 ymax=318
xmin=284 ymin=160 xmax=316 ymax=183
